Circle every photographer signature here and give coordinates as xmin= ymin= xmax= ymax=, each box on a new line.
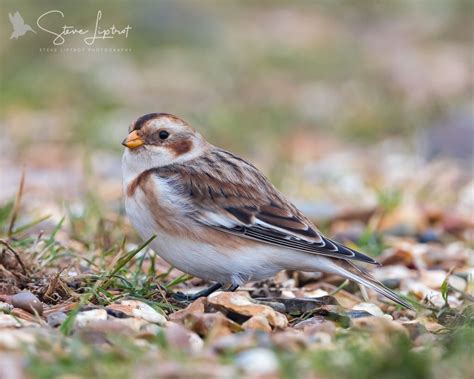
xmin=36 ymin=10 xmax=132 ymax=46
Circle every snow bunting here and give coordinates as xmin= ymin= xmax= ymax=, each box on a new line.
xmin=122 ymin=113 xmax=413 ymax=309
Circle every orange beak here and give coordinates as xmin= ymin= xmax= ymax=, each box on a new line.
xmin=122 ymin=130 xmax=144 ymax=149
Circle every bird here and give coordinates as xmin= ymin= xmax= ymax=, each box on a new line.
xmin=122 ymin=112 xmax=414 ymax=310
xmin=9 ymin=11 xmax=36 ymax=40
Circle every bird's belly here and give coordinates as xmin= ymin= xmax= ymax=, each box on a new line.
xmin=150 ymin=235 xmax=284 ymax=285
xmin=125 ymin=193 xmax=283 ymax=284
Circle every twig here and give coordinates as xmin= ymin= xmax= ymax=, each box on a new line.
xmin=155 ymin=282 xmax=172 ymax=308
xmin=43 ymin=269 xmax=64 ymax=301
xmin=0 ymin=239 xmax=28 ymax=275
xmin=8 ymin=168 xmax=26 ymax=237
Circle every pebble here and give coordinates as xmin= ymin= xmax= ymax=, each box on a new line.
xmin=208 ymin=292 xmax=288 ymax=328
xmin=351 ymin=316 xmax=409 ymax=336
xmin=352 ymin=303 xmax=385 ymax=317
xmin=310 ymin=332 xmax=333 ymax=345
xmin=418 ymin=229 xmax=440 ymax=243
xmin=0 ymin=328 xmax=39 ymax=349
xmin=294 ymin=316 xmax=337 ymax=336
xmin=0 ymin=302 xmax=13 ymax=313
xmin=242 ymin=315 xmax=272 ymax=333
xmin=0 ymin=314 xmax=24 ymax=328
xmin=11 ymin=292 xmax=43 ymax=315
xmin=110 ymin=300 xmax=166 ymax=325
xmin=47 ymin=312 xmax=67 ymax=328
xmin=235 ymin=348 xmax=279 ymax=375
xmin=75 ymin=309 xmax=108 ymax=328
xmin=115 ymin=317 xmax=162 ymax=335
xmin=164 ymin=322 xmax=204 ymax=353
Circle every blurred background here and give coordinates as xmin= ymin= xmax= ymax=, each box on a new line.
xmin=0 ymin=0 xmax=472 ymax=230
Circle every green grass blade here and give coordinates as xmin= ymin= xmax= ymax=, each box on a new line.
xmin=11 ymin=215 xmax=51 ymax=236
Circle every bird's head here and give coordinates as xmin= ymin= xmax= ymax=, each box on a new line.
xmin=122 ymin=113 xmax=208 ymax=173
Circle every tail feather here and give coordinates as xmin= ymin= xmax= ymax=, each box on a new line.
xmin=335 ymin=260 xmax=415 ymax=311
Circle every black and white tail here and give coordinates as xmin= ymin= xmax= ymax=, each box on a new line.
xmin=328 ymin=259 xmax=415 ymax=311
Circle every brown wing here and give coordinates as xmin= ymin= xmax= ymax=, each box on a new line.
xmin=153 ymin=148 xmax=378 ymax=264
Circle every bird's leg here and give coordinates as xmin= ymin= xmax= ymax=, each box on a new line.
xmin=173 ymin=282 xmax=223 ymax=302
xmin=226 ymin=284 xmax=239 ymax=292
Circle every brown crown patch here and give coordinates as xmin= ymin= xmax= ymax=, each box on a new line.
xmin=133 ymin=113 xmax=187 ymax=131
xmin=133 ymin=113 xmax=159 ymax=131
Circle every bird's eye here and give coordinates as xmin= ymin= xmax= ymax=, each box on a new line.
xmin=159 ymin=131 xmax=169 ymax=140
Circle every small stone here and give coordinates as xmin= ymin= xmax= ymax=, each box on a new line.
xmin=401 ymin=320 xmax=429 ymax=339
xmin=47 ymin=312 xmax=67 ymax=328
xmin=0 ymin=328 xmax=39 ymax=349
xmin=208 ymin=292 xmax=288 ymax=328
xmin=0 ymin=314 xmax=24 ymax=328
xmin=182 ymin=311 xmax=243 ymax=337
xmin=75 ymin=309 xmax=107 ymax=328
xmin=255 ymin=296 xmax=337 ymax=316
xmin=281 ymin=290 xmax=296 ymax=298
xmin=448 ymin=275 xmax=467 ymax=292
xmin=0 ymin=352 xmax=24 ymax=378
xmin=242 ymin=315 xmax=272 ymax=333
xmin=11 ymin=291 xmax=43 ymax=315
xmin=0 ymin=302 xmax=13 ymax=313
xmin=114 ymin=317 xmax=161 ymax=334
xmin=168 ymin=297 xmax=207 ymax=322
xmin=352 ymin=303 xmax=385 ymax=317
xmin=77 ymin=319 xmax=136 ymax=336
xmin=212 ymin=332 xmax=261 ymax=354
xmin=109 ymin=300 xmax=166 ymax=325
xmin=0 ymin=313 xmax=38 ymax=328
xmin=310 ymin=332 xmax=333 ymax=345
xmin=423 ymin=320 xmax=445 ymax=333
xmin=304 ymin=289 xmax=329 ymax=298
xmin=352 ymin=316 xmax=408 ymax=336
xmin=164 ymin=321 xmax=203 ymax=353
xmin=235 ymin=348 xmax=278 ymax=375
xmin=442 ymin=213 xmax=469 ymax=234
xmin=294 ymin=316 xmax=336 ymax=336
xmin=414 ymin=333 xmax=437 ymax=347
xmin=272 ymin=329 xmax=307 ymax=351
xmin=418 ymin=229 xmax=440 ymax=243
xmin=332 ymin=290 xmax=363 ymax=308
xmin=419 ymin=270 xmax=448 ymax=289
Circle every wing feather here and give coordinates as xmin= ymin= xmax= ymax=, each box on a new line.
xmin=153 ymin=148 xmax=379 ymax=265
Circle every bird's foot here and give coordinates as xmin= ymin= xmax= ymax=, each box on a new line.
xmin=172 ymin=282 xmax=224 ymax=302
xmin=172 ymin=291 xmax=195 ymax=302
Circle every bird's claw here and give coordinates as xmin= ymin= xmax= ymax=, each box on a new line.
xmin=172 ymin=291 xmax=192 ymax=302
